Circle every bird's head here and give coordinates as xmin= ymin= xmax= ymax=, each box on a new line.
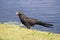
xmin=16 ymin=11 xmax=24 ymax=16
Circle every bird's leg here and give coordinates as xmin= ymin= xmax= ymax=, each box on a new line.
xmin=26 ymin=26 xmax=30 ymax=29
xmin=25 ymin=23 xmax=31 ymax=29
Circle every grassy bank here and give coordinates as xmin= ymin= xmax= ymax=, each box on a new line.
xmin=0 ymin=23 xmax=60 ymax=40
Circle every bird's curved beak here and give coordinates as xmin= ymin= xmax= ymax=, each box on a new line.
xmin=16 ymin=11 xmax=24 ymax=16
xmin=16 ymin=12 xmax=19 ymax=15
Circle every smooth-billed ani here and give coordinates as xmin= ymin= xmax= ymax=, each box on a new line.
xmin=16 ymin=11 xmax=53 ymax=29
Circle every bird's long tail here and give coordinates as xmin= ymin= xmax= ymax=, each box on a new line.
xmin=37 ymin=21 xmax=54 ymax=28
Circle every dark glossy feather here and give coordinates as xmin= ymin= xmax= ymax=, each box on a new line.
xmin=16 ymin=11 xmax=54 ymax=29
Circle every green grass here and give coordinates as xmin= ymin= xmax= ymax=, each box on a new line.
xmin=0 ymin=22 xmax=60 ymax=40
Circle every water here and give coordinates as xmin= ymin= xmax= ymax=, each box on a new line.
xmin=0 ymin=0 xmax=60 ymax=33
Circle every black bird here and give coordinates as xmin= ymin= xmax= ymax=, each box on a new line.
xmin=16 ymin=11 xmax=53 ymax=29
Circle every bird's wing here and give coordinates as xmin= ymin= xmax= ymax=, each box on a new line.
xmin=27 ymin=17 xmax=39 ymax=23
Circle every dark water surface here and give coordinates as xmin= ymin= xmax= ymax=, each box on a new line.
xmin=0 ymin=0 xmax=60 ymax=33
